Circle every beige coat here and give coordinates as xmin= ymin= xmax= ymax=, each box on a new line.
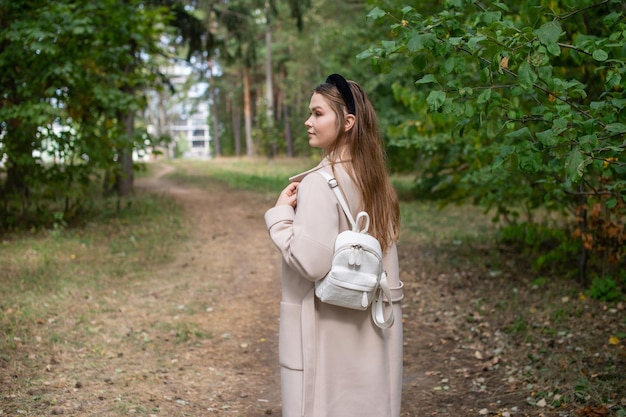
xmin=265 ymin=158 xmax=403 ymax=417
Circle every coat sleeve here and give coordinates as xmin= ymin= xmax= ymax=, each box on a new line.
xmin=264 ymin=173 xmax=338 ymax=282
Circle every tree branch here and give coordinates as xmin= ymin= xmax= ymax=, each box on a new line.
xmin=557 ymin=43 xmax=593 ymax=57
xmin=551 ymin=0 xmax=610 ymax=20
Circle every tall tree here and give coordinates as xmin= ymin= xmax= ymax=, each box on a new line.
xmin=264 ymin=1 xmax=275 ymax=133
xmin=0 ymin=0 xmax=199 ymax=227
xmin=207 ymin=60 xmax=222 ymax=157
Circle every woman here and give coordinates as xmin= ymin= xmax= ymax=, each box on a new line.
xmin=264 ymin=74 xmax=403 ymax=417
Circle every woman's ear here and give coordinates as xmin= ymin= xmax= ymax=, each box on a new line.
xmin=344 ymin=114 xmax=356 ymax=132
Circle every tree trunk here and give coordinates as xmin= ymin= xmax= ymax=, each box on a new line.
xmin=243 ymin=65 xmax=254 ymax=157
xmin=264 ymin=4 xmax=274 ymax=129
xmin=264 ymin=15 xmax=274 ymax=126
xmin=232 ymin=102 xmax=242 ymax=157
xmin=577 ymin=187 xmax=588 ymax=285
xmin=284 ymin=103 xmax=294 ymax=157
xmin=208 ymin=60 xmax=221 ymax=157
xmin=265 ymin=17 xmax=277 ymax=159
xmin=115 ymin=111 xmax=135 ymax=197
xmin=279 ymin=68 xmax=294 ymax=157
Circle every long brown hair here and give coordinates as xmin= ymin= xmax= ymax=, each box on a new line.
xmin=314 ymin=80 xmax=400 ymax=251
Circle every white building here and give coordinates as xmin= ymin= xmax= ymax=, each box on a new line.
xmin=147 ymin=61 xmax=212 ymax=159
xmin=170 ymin=101 xmax=212 ymax=159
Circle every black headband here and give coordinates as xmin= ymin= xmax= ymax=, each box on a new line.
xmin=325 ymin=73 xmax=356 ymax=115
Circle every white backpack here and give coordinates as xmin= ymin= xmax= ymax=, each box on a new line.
xmin=314 ymin=171 xmax=394 ymax=329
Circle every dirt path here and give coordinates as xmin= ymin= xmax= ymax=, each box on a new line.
xmin=115 ymin=163 xmax=285 ymax=416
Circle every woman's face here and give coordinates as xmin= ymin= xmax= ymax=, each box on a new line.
xmin=305 ymin=92 xmax=339 ymax=152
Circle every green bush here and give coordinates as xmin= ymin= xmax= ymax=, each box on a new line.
xmin=498 ymin=222 xmax=580 ymax=278
xmin=587 ymin=276 xmax=624 ymax=302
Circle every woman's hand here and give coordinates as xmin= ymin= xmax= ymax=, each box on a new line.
xmin=275 ymin=182 xmax=299 ymax=208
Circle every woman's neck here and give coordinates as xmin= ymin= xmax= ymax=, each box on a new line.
xmin=326 ymin=144 xmax=350 ymax=162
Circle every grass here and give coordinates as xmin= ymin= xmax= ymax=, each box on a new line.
xmin=0 ymin=191 xmax=187 ymax=354
xmin=166 ymin=157 xmax=315 ymax=196
xmin=400 ymin=200 xmax=496 ymax=244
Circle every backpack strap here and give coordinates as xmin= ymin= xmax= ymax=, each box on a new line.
xmin=371 ymin=271 xmax=395 ymax=329
xmin=317 ymin=170 xmax=357 ymax=230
